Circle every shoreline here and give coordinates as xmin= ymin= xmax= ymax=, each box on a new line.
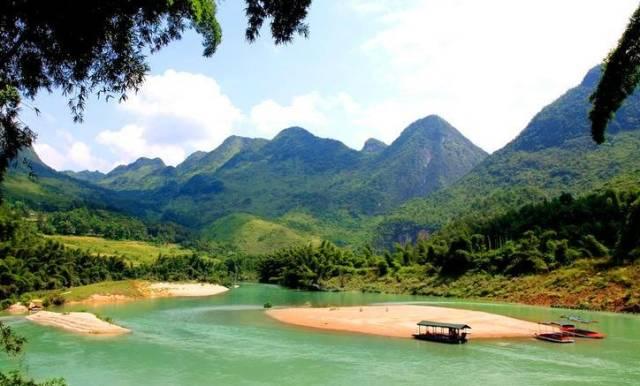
xmin=8 ymin=281 xmax=230 ymax=313
xmin=266 ymin=305 xmax=540 ymax=339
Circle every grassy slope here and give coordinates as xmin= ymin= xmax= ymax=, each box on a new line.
xmin=46 ymin=235 xmax=193 ymax=264
xmin=203 ymin=213 xmax=320 ymax=255
xmin=323 ymin=259 xmax=640 ymax=312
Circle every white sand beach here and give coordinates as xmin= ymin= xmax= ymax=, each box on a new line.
xmin=267 ymin=305 xmax=539 ymax=339
xmin=26 ymin=311 xmax=130 ymax=335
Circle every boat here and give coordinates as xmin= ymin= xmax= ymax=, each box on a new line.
xmin=557 ymin=322 xmax=605 ymax=339
xmin=413 ymin=321 xmax=471 ymax=344
xmin=534 ymin=322 xmax=575 ymax=343
xmin=535 ymin=332 xmax=575 ymax=343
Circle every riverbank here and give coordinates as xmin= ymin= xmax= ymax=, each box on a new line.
xmin=321 ymin=259 xmax=640 ymax=313
xmin=26 ymin=311 xmax=130 ymax=335
xmin=8 ymin=280 xmax=230 ymax=311
xmin=68 ymin=281 xmax=229 ymax=304
xmin=267 ymin=305 xmax=539 ymax=339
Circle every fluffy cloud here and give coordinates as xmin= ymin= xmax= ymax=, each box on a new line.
xmin=98 ymin=69 xmax=244 ymax=166
xmin=356 ymin=0 xmax=639 ymax=152
xmin=96 ymin=124 xmax=186 ymax=167
xmin=33 ymin=143 xmax=66 ymax=170
xmin=34 ymin=131 xmax=111 ymax=172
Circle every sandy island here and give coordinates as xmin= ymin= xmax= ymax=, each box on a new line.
xmin=26 ymin=311 xmax=130 ymax=335
xmin=64 ymin=281 xmax=230 ymax=305
xmin=144 ymin=282 xmax=229 ymax=298
xmin=267 ymin=305 xmax=539 ymax=339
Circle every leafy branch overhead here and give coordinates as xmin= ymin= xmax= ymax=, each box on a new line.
xmin=590 ymin=5 xmax=640 ymax=143
xmin=0 ymin=0 xmax=312 ymax=189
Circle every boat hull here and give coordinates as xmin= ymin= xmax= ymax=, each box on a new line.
xmin=560 ymin=327 xmax=605 ymax=339
xmin=412 ymin=333 xmax=468 ymax=344
xmin=535 ymin=333 xmax=575 ymax=343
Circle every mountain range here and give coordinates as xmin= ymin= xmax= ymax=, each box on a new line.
xmin=3 ymin=65 xmax=640 ymax=253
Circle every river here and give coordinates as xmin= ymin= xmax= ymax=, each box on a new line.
xmin=2 ymin=283 xmax=639 ymax=385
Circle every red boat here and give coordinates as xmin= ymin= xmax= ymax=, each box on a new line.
xmin=559 ymin=324 xmax=605 ymax=339
xmin=535 ymin=322 xmax=575 ymax=343
xmin=535 ymin=332 xmax=575 ymax=343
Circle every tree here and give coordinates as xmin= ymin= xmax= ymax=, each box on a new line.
xmin=0 ymin=0 xmax=312 ymax=189
xmin=614 ymin=197 xmax=640 ymax=264
xmin=1 ymin=321 xmax=66 ymax=385
xmin=590 ymin=5 xmax=640 ymax=143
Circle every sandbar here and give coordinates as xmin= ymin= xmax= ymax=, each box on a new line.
xmin=143 ymin=282 xmax=229 ymax=297
xmin=267 ymin=305 xmax=539 ymax=339
xmin=26 ymin=311 xmax=130 ymax=335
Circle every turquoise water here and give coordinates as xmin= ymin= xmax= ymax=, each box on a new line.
xmin=2 ymin=283 xmax=639 ymax=385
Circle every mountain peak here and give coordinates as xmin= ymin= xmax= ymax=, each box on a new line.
xmin=580 ymin=65 xmax=602 ymax=88
xmin=273 ymin=126 xmax=315 ymax=141
xmin=361 ymin=138 xmax=387 ymax=153
xmin=393 ymin=114 xmax=466 ymax=146
xmin=108 ymin=157 xmax=166 ymax=177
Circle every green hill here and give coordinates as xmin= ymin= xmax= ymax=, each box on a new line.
xmin=203 ymin=213 xmax=319 ymax=255
xmin=378 ymin=66 xmax=640 ymax=247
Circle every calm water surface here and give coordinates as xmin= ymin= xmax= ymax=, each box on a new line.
xmin=1 ymin=283 xmax=639 ymax=385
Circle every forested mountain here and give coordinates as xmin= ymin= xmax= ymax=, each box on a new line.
xmin=4 ymin=66 xmax=640 ymax=253
xmin=379 ymin=66 xmax=640 ymax=247
xmin=3 ymin=116 xmax=487 ymax=249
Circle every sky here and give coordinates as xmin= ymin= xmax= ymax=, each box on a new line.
xmin=26 ymin=0 xmax=639 ymax=172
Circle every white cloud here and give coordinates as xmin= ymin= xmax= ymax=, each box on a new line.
xmin=96 ymin=124 xmax=186 ymax=167
xmin=247 ymin=91 xmax=427 ymax=149
xmin=34 ymin=131 xmax=111 ymax=172
xmin=355 ymin=0 xmax=639 ymax=152
xmin=34 ymin=143 xmax=66 ymax=170
xmin=249 ymin=93 xmax=330 ymax=137
xmin=98 ymin=69 xmax=244 ymax=167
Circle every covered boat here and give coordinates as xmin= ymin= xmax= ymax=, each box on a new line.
xmin=413 ymin=321 xmax=471 ymax=344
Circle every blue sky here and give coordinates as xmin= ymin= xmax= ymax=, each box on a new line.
xmin=27 ymin=0 xmax=639 ymax=172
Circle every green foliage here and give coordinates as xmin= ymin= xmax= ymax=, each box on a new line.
xmin=383 ymin=66 xmax=640 ymax=246
xmin=0 ymin=323 xmax=25 ymax=356
xmin=203 ymin=213 xmax=319 ymax=255
xmin=0 ymin=0 xmax=312 ymax=194
xmin=590 ymin=5 xmax=640 ymax=143
xmin=615 ymin=197 xmax=640 ymax=263
xmin=260 ymin=189 xmax=640 ymax=295
xmin=46 ymin=235 xmax=193 ymax=265
xmin=1 ymin=317 xmax=67 ymax=386
xmin=257 ymin=241 xmax=369 ymax=290
xmin=0 ymin=205 xmax=251 ymax=303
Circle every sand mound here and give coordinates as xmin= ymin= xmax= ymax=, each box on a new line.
xmin=267 ymin=305 xmax=539 ymax=339
xmin=26 ymin=311 xmax=130 ymax=335
xmin=144 ymin=282 xmax=229 ymax=297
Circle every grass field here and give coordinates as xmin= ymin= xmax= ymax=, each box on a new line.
xmin=204 ymin=213 xmax=320 ymax=255
xmin=46 ymin=235 xmax=194 ymax=264
xmin=59 ymin=280 xmax=144 ymax=302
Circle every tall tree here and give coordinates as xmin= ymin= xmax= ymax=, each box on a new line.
xmin=590 ymin=5 xmax=640 ymax=143
xmin=0 ymin=0 xmax=312 ymax=191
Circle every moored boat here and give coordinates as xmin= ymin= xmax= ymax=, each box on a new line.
xmin=535 ymin=332 xmax=575 ymax=343
xmin=413 ymin=321 xmax=471 ymax=344
xmin=535 ymin=322 xmax=575 ymax=343
xmin=559 ymin=324 xmax=605 ymax=339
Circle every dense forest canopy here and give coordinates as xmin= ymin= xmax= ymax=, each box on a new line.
xmin=257 ymin=189 xmax=640 ymax=290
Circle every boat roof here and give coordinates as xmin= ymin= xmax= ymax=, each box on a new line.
xmin=417 ymin=321 xmax=471 ymax=329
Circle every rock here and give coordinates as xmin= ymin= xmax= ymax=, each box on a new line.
xmin=7 ymin=303 xmax=28 ymax=314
